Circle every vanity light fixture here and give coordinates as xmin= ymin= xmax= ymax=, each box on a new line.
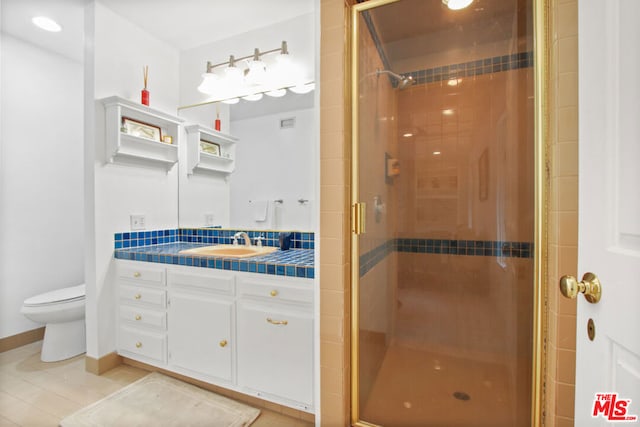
xmin=442 ymin=0 xmax=474 ymax=10
xmin=198 ymin=41 xmax=314 ymax=103
xmin=265 ymin=88 xmax=287 ymax=98
xmin=32 ymin=16 xmax=62 ymax=32
xmin=242 ymin=93 xmax=263 ymax=102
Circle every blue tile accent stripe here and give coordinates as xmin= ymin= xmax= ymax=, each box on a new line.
xmin=114 ymin=229 xmax=178 ymax=249
xmin=114 ymin=228 xmax=314 ymax=250
xmin=404 ymin=51 xmax=534 ymax=87
xmin=359 ymin=240 xmax=395 ymax=277
xmin=395 ymin=238 xmax=532 ymax=258
xmin=359 ymin=238 xmax=534 ymax=278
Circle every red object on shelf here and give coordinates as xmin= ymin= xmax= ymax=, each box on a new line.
xmin=141 ymin=89 xmax=149 ymax=106
xmin=214 ymin=118 xmax=221 ymax=131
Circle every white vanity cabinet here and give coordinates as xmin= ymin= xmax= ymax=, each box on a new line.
xmin=114 ymin=260 xmax=314 ymax=413
xmin=167 ymin=268 xmax=235 ymax=383
xmin=236 ymin=276 xmax=314 ymax=410
xmin=116 ymin=261 xmax=167 ymax=365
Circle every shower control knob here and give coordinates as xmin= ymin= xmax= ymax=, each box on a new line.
xmin=560 ymin=272 xmax=601 ymax=303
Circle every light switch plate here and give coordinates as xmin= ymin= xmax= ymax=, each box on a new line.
xmin=205 ymin=213 xmax=215 ymax=226
xmin=130 ymin=214 xmax=146 ymax=230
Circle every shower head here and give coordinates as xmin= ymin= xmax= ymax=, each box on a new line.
xmin=376 ymin=69 xmax=414 ymax=89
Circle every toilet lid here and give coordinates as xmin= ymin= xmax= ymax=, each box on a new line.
xmin=23 ymin=284 xmax=86 ymax=306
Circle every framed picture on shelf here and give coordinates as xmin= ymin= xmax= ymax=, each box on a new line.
xmin=121 ymin=117 xmax=162 ymax=142
xmin=200 ymin=140 xmax=221 ymax=156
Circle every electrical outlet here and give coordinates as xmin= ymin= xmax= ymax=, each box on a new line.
xmin=130 ymin=214 xmax=146 ymax=230
xmin=205 ymin=213 xmax=215 ymax=226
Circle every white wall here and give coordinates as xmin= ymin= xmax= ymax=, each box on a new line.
xmin=85 ymin=1 xmax=180 ymax=358
xmin=230 ymin=107 xmax=315 ymax=230
xmin=0 ymin=35 xmax=84 ymax=338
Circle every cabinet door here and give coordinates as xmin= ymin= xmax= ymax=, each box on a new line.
xmin=237 ymin=302 xmax=313 ymax=406
xmin=168 ymin=292 xmax=233 ymax=382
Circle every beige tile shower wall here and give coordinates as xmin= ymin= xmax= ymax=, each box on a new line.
xmin=396 ymin=68 xmax=534 ymax=242
xmin=357 ymin=14 xmax=398 ymax=255
xmin=319 ymin=1 xmax=351 ymax=426
xmin=355 ymin=1 xmax=399 ymax=403
xmin=545 ymin=0 xmax=579 ymax=426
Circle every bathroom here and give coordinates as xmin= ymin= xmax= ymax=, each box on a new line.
xmin=1 ymin=0 xmax=320 ymax=423
xmin=3 ymin=0 xmax=630 ymax=426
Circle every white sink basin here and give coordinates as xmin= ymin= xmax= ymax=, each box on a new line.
xmin=179 ymin=244 xmax=277 ymax=258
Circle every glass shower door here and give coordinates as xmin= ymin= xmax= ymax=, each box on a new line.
xmin=351 ymin=0 xmax=538 ymax=426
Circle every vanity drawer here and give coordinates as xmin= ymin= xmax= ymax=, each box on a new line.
xmin=120 ymin=284 xmax=166 ymax=308
xmin=237 ymin=277 xmax=313 ymax=305
xmin=119 ymin=305 xmax=166 ymax=329
xmin=168 ymin=268 xmax=235 ymax=295
xmin=119 ymin=326 xmax=166 ymax=363
xmin=117 ymin=263 xmax=165 ymax=286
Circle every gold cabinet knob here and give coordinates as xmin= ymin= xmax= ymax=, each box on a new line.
xmin=135 ymin=315 xmax=142 ymax=321
xmin=560 ymin=272 xmax=602 ymax=303
xmin=270 ymin=290 xmax=278 ymax=297
xmin=219 ymin=340 xmax=228 ymax=347
xmin=135 ymin=342 xmax=142 ymax=348
xmin=133 ymin=272 xmax=141 ymax=278
xmin=267 ymin=318 xmax=288 ymax=326
xmin=134 ymin=293 xmax=142 ymax=300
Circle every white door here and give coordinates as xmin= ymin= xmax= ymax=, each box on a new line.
xmin=573 ymin=0 xmax=640 ymax=424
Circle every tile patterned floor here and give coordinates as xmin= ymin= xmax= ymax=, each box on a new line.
xmin=0 ymin=341 xmax=313 ymax=427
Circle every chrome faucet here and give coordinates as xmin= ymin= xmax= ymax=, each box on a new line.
xmin=233 ymin=231 xmax=252 ymax=246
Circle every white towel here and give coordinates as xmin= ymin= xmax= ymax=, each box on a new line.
xmin=251 ymin=200 xmax=269 ymax=222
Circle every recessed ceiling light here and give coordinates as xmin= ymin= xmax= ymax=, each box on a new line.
xmin=442 ymin=0 xmax=474 ymax=10
xmin=403 ymin=133 xmax=413 ymax=138
xmin=32 ymin=16 xmax=62 ymax=32
xmin=433 ymin=151 xmax=442 ymax=155
xmin=442 ymin=109 xmax=454 ymax=115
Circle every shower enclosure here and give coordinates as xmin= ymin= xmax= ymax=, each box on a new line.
xmin=351 ymin=0 xmax=542 ymax=426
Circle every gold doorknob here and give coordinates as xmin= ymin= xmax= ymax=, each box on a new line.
xmin=219 ymin=340 xmax=228 ymax=347
xmin=270 ymin=290 xmax=278 ymax=297
xmin=559 ymin=272 xmax=602 ymax=303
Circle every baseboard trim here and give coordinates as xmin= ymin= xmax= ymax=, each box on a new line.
xmin=85 ymin=352 xmax=123 ymax=375
xmin=0 ymin=327 xmax=45 ymax=353
xmin=122 ymin=357 xmax=314 ymax=423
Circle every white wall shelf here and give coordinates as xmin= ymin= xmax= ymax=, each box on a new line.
xmin=185 ymin=124 xmax=238 ymax=176
xmin=102 ymin=96 xmax=184 ymax=170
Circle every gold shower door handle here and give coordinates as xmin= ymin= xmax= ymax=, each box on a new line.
xmin=559 ymin=272 xmax=602 ymax=303
xmin=352 ymin=202 xmax=366 ymax=235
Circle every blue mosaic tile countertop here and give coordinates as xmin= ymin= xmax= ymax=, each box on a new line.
xmin=114 ymin=242 xmax=315 ymax=279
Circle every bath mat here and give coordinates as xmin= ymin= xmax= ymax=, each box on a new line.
xmin=59 ymin=372 xmax=260 ymax=427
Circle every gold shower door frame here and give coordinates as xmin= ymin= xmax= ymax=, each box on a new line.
xmin=348 ymin=0 xmax=549 ymax=426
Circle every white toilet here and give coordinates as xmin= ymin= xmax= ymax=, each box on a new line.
xmin=20 ymin=284 xmax=86 ymax=362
